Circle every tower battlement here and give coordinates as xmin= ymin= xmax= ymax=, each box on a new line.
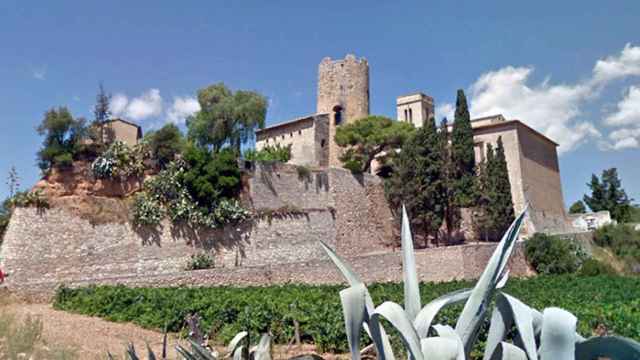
xmin=317 ymin=54 xmax=370 ymax=122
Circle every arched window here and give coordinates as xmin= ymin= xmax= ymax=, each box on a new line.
xmin=333 ymin=105 xmax=343 ymax=125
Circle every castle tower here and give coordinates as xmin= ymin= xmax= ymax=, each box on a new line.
xmin=317 ymin=54 xmax=370 ymax=167
xmin=396 ymin=93 xmax=434 ymax=128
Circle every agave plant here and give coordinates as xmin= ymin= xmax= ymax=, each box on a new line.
xmin=113 ymin=330 xmax=272 ymax=360
xmin=323 ymin=205 xmax=640 ymax=360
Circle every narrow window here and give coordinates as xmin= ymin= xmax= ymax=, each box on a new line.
xmin=333 ymin=105 xmax=343 ymax=125
xmin=290 ymin=132 xmax=293 ymax=137
xmin=321 ymin=139 xmax=326 ymax=147
xmin=409 ymin=108 xmax=413 ymax=122
xmin=298 ymin=130 xmax=302 ymax=135
xmin=404 ymin=109 xmax=408 ymax=121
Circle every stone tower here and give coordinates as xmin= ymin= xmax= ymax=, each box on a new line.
xmin=317 ymin=54 xmax=370 ymax=167
xmin=396 ymin=93 xmax=434 ymax=128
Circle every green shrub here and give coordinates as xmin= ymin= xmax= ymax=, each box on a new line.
xmin=524 ymin=233 xmax=587 ymax=274
xmin=186 ymin=253 xmax=215 ymax=270
xmin=295 ymin=165 xmax=312 ymax=182
xmin=579 ymin=258 xmax=616 ymax=276
xmin=8 ymin=190 xmax=49 ymax=210
xmin=181 ymin=146 xmax=242 ymax=210
xmin=594 ymin=223 xmax=640 ymax=265
xmin=144 ymin=123 xmax=185 ymax=168
xmin=244 ymin=144 xmax=292 ymax=163
xmin=131 ymin=192 xmax=164 ymax=227
xmin=91 ymin=141 xmax=147 ymax=180
xmin=36 ymin=107 xmax=87 ymax=172
xmin=53 ymin=275 xmax=640 ymax=353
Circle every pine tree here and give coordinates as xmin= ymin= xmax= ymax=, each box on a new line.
xmin=584 ymin=168 xmax=633 ymax=222
xmin=93 ymin=83 xmax=112 ymax=146
xmin=568 ymin=200 xmax=586 ymax=214
xmin=450 ymin=89 xmax=477 ymax=207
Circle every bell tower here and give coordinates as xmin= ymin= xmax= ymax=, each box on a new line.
xmin=317 ymin=54 xmax=370 ymax=167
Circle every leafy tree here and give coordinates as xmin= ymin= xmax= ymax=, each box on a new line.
xmin=36 ymin=107 xmax=87 ymax=171
xmin=92 ymin=83 xmax=112 ymax=146
xmin=145 ymin=124 xmax=185 ymax=168
xmin=584 ymin=168 xmax=633 ymax=222
xmin=335 ymin=115 xmax=415 ymax=173
xmin=386 ymin=117 xmax=444 ymax=246
xmin=180 ymin=145 xmax=242 ymax=210
xmin=450 ymin=89 xmax=477 ymax=207
xmin=244 ymin=144 xmax=292 ymax=163
xmin=569 ymin=200 xmax=587 ymax=214
xmin=186 ymin=83 xmax=267 ymax=153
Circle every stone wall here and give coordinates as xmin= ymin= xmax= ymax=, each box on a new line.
xmin=0 ymin=163 xmax=534 ymax=300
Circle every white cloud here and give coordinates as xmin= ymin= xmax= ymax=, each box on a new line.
xmin=592 ymin=43 xmax=640 ymax=85
xmin=436 ymin=44 xmax=640 ymax=154
xmin=31 ymin=65 xmax=47 ymax=80
xmin=110 ymin=94 xmax=129 ymax=118
xmin=166 ymin=96 xmax=200 ymax=124
xmin=603 ymin=127 xmax=640 ymax=150
xmin=604 ymin=85 xmax=640 ymax=126
xmin=435 ymin=103 xmax=454 ymax=122
xmin=109 ymin=89 xmax=163 ymax=122
xmin=467 ymin=66 xmax=595 ymax=153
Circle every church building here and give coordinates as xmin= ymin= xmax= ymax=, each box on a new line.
xmin=255 ymin=55 xmax=572 ymax=235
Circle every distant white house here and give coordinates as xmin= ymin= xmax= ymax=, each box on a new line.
xmin=568 ymin=211 xmax=614 ymax=232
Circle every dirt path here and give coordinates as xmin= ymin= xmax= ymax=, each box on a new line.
xmin=2 ymin=303 xmax=174 ymax=359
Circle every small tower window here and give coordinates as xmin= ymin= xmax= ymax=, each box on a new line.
xmin=290 ymin=132 xmax=293 ymax=137
xmin=333 ymin=105 xmax=343 ymax=125
xmin=321 ymin=139 xmax=326 ymax=147
xmin=404 ymin=109 xmax=408 ymax=122
xmin=409 ymin=108 xmax=413 ymax=122
xmin=298 ymin=130 xmax=302 ymax=135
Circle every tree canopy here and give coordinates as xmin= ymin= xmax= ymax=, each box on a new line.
xmin=386 ymin=116 xmax=445 ymax=245
xmin=569 ymin=200 xmax=587 ymax=214
xmin=145 ymin=123 xmax=185 ymax=168
xmin=92 ymin=83 xmax=112 ymax=146
xmin=584 ymin=168 xmax=633 ymax=222
xmin=36 ymin=107 xmax=87 ymax=171
xmin=335 ymin=115 xmax=415 ymax=173
xmin=186 ymin=83 xmax=267 ymax=153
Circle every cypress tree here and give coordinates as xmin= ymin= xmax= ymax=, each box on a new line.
xmin=438 ymin=117 xmax=459 ymax=242
xmin=450 ymin=89 xmax=477 ymax=207
xmin=490 ymin=136 xmax=515 ymax=238
xmin=475 ymin=143 xmax=495 ymax=241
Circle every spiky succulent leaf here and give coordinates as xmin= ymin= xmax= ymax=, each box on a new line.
xmin=232 ymin=346 xmax=244 ymax=360
xmin=252 ymin=334 xmax=272 ymax=360
xmin=488 ymin=293 xmax=537 ymax=360
xmin=175 ymin=344 xmax=198 ymax=360
xmin=189 ymin=339 xmax=217 ymax=360
xmin=539 ymin=307 xmax=576 ymax=360
xmin=489 ymin=342 xmax=527 ymax=360
xmin=340 ymin=284 xmax=367 ymax=360
xmin=420 ymin=337 xmax=459 ymax=360
xmin=146 ymin=342 xmax=157 ymax=360
xmin=369 ymin=301 xmax=424 ymax=360
xmin=455 ymin=207 xmax=527 ymax=352
xmin=414 ymin=288 xmax=471 ymax=338
xmin=575 ymin=336 xmax=640 ymax=359
xmin=127 ymin=343 xmax=140 ymax=360
xmin=226 ymin=331 xmax=248 ymax=355
xmin=432 ymin=325 xmax=464 ymax=360
xmin=401 ymin=205 xmax=421 ymax=321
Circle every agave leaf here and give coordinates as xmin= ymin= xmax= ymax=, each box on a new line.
xmin=484 ymin=304 xmax=508 ymax=360
xmin=320 ymin=240 xmax=396 ymax=360
xmin=414 ymin=288 xmax=472 ymax=338
xmin=369 ymin=301 xmax=424 ymax=360
xmin=432 ymin=325 xmax=464 ymax=360
xmin=127 ymin=343 xmax=140 ymax=360
xmin=489 ymin=342 xmax=527 ymax=360
xmin=539 ymin=307 xmax=576 ymax=360
xmin=575 ymin=336 xmax=640 ymax=359
xmin=226 ymin=331 xmax=248 ymax=355
xmin=401 ymin=205 xmax=421 ymax=321
xmin=232 ymin=346 xmax=244 ymax=360
xmin=189 ymin=339 xmax=217 ymax=360
xmin=162 ymin=331 xmax=168 ymax=360
xmin=498 ymin=293 xmax=537 ymax=360
xmin=455 ymin=207 xmax=527 ymax=352
xmin=495 ymin=270 xmax=509 ymax=289
xmin=319 ymin=240 xmax=363 ymax=286
xmin=420 ymin=337 xmax=459 ymax=360
xmin=107 ymin=352 xmax=115 ymax=360
xmin=175 ymin=345 xmax=197 ymax=360
xmin=340 ymin=284 xmax=367 ymax=360
xmin=252 ymin=334 xmax=272 ymax=360
xmin=146 ymin=342 xmax=157 ymax=360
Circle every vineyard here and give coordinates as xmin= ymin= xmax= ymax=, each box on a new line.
xmin=53 ymin=274 xmax=640 ymax=353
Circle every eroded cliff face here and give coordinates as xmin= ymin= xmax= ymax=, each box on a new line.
xmin=30 ymin=161 xmax=154 ymax=224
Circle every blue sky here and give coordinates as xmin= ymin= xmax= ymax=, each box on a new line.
xmin=1 ymin=1 xmax=639 ymax=208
